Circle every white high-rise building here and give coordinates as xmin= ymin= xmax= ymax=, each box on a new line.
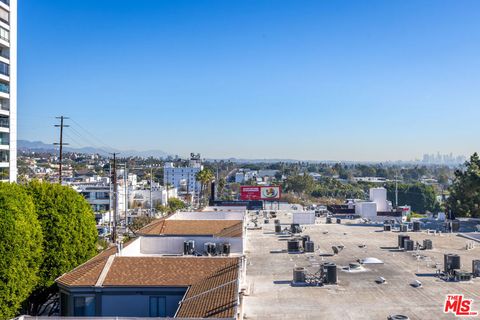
xmin=0 ymin=0 xmax=16 ymax=182
xmin=164 ymin=156 xmax=203 ymax=196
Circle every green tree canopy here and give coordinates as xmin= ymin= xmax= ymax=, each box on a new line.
xmin=0 ymin=183 xmax=43 ymax=319
xmin=130 ymin=215 xmax=156 ymax=234
xmin=195 ymin=168 xmax=215 ymax=205
xmin=385 ymin=182 xmax=437 ymax=213
xmin=25 ymin=181 xmax=98 ymax=315
xmin=447 ymin=153 xmax=480 ymax=218
xmin=285 ymin=174 xmax=315 ymax=195
xmin=168 ymin=198 xmax=186 ymax=212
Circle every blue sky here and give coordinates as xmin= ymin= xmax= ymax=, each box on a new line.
xmin=19 ymin=0 xmax=480 ymax=161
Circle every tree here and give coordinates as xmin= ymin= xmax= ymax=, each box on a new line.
xmin=385 ymin=182 xmax=437 ymax=213
xmin=155 ymin=198 xmax=186 ymax=215
xmin=25 ymin=181 xmax=98 ymax=315
xmin=167 ymin=198 xmax=186 ymax=212
xmin=195 ymin=168 xmax=215 ymax=205
xmin=447 ymin=153 xmax=480 ymax=218
xmin=285 ymin=174 xmax=315 ymax=195
xmin=217 ymin=177 xmax=226 ymax=199
xmin=0 ymin=183 xmax=43 ymax=319
xmin=130 ymin=215 xmax=156 ymax=234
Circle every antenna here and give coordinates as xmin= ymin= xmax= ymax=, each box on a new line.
xmin=54 ymin=116 xmax=69 ymax=183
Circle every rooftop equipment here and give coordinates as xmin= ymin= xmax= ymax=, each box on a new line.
xmin=422 ymin=239 xmax=433 ymax=250
xmin=301 ymin=235 xmax=310 ymax=249
xmin=444 ymin=253 xmax=461 ymax=273
xmin=222 ymin=243 xmax=231 ymax=256
xmin=454 ymin=270 xmax=472 ymax=282
xmin=204 ymin=242 xmax=217 ymax=255
xmin=304 ymin=241 xmax=315 ymax=253
xmin=375 ymin=277 xmax=386 ymax=284
xmin=388 ymin=316 xmax=410 ymax=320
xmin=472 ymin=260 xmax=480 ymax=277
xmin=287 ymin=240 xmax=300 ymax=253
xmin=360 ymin=257 xmax=384 ymax=264
xmin=322 ymin=262 xmax=337 ymax=284
xmin=398 ymin=235 xmax=410 ymax=249
xmin=293 ymin=267 xmax=306 ymax=284
xmin=404 ymin=239 xmax=414 ymax=251
xmin=412 ymin=221 xmax=421 ymax=232
xmin=183 ymin=240 xmax=195 ymax=255
xmin=274 ymin=224 xmax=282 ymax=233
xmin=290 ymin=223 xmax=302 ymax=233
xmin=332 ymin=246 xmax=341 ymax=255
xmin=349 ymin=263 xmax=361 ymax=270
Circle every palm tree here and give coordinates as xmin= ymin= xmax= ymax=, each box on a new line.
xmin=195 ymin=168 xmax=215 ymax=206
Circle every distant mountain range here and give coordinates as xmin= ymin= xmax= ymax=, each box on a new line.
xmin=18 ymin=140 xmax=170 ymax=158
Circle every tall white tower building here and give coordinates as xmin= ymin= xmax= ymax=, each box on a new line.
xmin=0 ymin=0 xmax=16 ymax=182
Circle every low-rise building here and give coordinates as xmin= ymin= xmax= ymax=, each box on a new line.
xmin=56 ymin=211 xmax=246 ymax=318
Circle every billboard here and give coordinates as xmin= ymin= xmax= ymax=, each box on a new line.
xmin=240 ymin=186 xmax=281 ymax=201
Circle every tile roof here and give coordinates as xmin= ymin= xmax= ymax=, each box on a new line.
xmin=138 ymin=219 xmax=243 ymax=238
xmin=176 ymin=259 xmax=239 ymax=318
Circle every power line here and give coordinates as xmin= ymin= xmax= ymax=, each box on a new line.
xmin=69 ymin=117 xmax=110 ymax=148
xmin=63 ymin=132 xmax=84 ymax=149
xmin=69 ymin=125 xmax=102 ymax=149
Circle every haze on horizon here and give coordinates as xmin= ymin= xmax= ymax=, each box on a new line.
xmin=18 ymin=0 xmax=480 ymax=161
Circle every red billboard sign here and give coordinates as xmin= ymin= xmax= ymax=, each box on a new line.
xmin=240 ymin=186 xmax=281 ymax=201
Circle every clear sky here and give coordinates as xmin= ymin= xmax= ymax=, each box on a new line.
xmin=18 ymin=0 xmax=480 ymax=161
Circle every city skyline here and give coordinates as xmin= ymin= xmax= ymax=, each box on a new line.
xmin=18 ymin=0 xmax=480 ymax=161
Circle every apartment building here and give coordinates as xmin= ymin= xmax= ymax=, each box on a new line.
xmin=0 ymin=0 xmax=16 ymax=182
xmin=56 ymin=210 xmax=246 ymax=318
xmin=164 ymin=156 xmax=203 ymax=196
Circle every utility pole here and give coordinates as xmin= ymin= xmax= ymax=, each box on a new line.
xmin=110 ymin=153 xmax=119 ymax=243
xmin=124 ymin=164 xmax=128 ymax=232
xmin=150 ymin=166 xmax=153 ymax=216
xmin=395 ymin=171 xmax=399 ymax=208
xmin=54 ymin=116 xmax=69 ymax=184
xmin=109 ymin=161 xmax=112 ymax=236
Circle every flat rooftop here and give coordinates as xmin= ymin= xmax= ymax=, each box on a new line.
xmin=243 ymin=212 xmax=480 ymax=320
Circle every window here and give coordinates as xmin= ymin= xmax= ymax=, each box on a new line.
xmin=0 ymin=150 xmax=7 ymax=162
xmin=0 ymin=27 xmax=8 ymax=41
xmin=0 ymin=7 xmax=8 ymax=23
xmin=149 ymin=296 xmax=166 ymax=317
xmin=60 ymin=293 xmax=69 ymax=316
xmin=73 ymin=296 xmax=95 ymax=316
xmin=0 ymin=132 xmax=8 ymax=145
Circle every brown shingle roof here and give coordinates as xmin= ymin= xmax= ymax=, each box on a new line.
xmin=139 ymin=219 xmax=243 ymax=238
xmin=56 ymin=245 xmax=117 ymax=287
xmin=176 ymin=259 xmax=239 ymax=318
xmin=102 ymin=257 xmax=238 ymax=287
xmin=57 ymin=249 xmax=241 ymax=318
